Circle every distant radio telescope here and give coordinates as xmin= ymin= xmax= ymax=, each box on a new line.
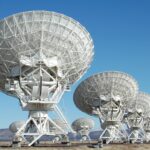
xmin=0 ymin=10 xmax=94 ymax=146
xmin=125 ymin=92 xmax=150 ymax=143
xmin=9 ymin=121 xmax=25 ymax=133
xmin=73 ymin=71 xmax=138 ymax=144
xmin=72 ymin=118 xmax=94 ymax=141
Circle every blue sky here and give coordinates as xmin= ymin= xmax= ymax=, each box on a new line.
xmin=0 ymin=0 xmax=150 ymax=129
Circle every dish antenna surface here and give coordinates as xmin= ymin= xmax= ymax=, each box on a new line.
xmin=0 ymin=10 xmax=94 ymax=146
xmin=72 ymin=118 xmax=94 ymax=141
xmin=74 ymin=71 xmax=138 ymax=144
xmin=125 ymin=92 xmax=150 ymax=143
xmin=9 ymin=121 xmax=25 ymax=133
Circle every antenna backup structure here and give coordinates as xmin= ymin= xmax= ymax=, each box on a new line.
xmin=72 ymin=118 xmax=94 ymax=141
xmin=125 ymin=92 xmax=150 ymax=143
xmin=73 ymin=71 xmax=138 ymax=144
xmin=0 ymin=11 xmax=94 ymax=146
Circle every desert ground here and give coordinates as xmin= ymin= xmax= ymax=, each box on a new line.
xmin=0 ymin=141 xmax=149 ymax=150
xmin=0 ymin=145 xmax=149 ymax=150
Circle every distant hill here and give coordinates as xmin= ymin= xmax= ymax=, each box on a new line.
xmin=0 ymin=129 xmax=13 ymax=141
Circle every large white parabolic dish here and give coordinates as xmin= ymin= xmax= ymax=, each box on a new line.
xmin=126 ymin=92 xmax=150 ymax=143
xmin=74 ymin=71 xmax=138 ymax=116
xmin=128 ymin=92 xmax=150 ymax=117
xmin=0 ymin=11 xmax=94 ymax=94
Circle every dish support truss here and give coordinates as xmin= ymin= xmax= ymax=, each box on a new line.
xmin=92 ymin=97 xmax=127 ymax=144
xmin=5 ymin=63 xmax=73 ymax=146
xmin=125 ymin=112 xmax=144 ymax=143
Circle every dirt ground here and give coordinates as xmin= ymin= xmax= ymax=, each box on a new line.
xmin=0 ymin=142 xmax=149 ymax=150
xmin=0 ymin=145 xmax=149 ymax=150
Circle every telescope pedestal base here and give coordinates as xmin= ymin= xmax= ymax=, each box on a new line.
xmin=80 ymin=135 xmax=90 ymax=142
xmin=52 ymin=134 xmax=69 ymax=143
xmin=12 ymin=136 xmax=22 ymax=148
xmin=128 ymin=129 xmax=144 ymax=143
xmin=100 ymin=126 xmax=126 ymax=144
xmin=14 ymin=111 xmax=68 ymax=146
xmin=79 ymin=130 xmax=91 ymax=142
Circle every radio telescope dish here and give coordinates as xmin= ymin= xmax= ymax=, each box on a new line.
xmin=0 ymin=10 xmax=94 ymax=93
xmin=126 ymin=92 xmax=150 ymax=143
xmin=72 ymin=118 xmax=94 ymax=141
xmin=135 ymin=92 xmax=150 ymax=117
xmin=73 ymin=71 xmax=138 ymax=143
xmin=72 ymin=118 xmax=94 ymax=131
xmin=9 ymin=121 xmax=25 ymax=133
xmin=0 ymin=10 xmax=94 ymax=146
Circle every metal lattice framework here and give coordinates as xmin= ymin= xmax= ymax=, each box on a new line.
xmin=49 ymin=119 xmax=69 ymax=135
xmin=0 ymin=11 xmax=94 ymax=146
xmin=74 ymin=71 xmax=138 ymax=143
xmin=72 ymin=118 xmax=94 ymax=141
xmin=50 ymin=119 xmax=68 ymax=130
xmin=126 ymin=92 xmax=150 ymax=143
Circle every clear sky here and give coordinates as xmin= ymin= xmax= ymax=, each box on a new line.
xmin=0 ymin=0 xmax=150 ymax=129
